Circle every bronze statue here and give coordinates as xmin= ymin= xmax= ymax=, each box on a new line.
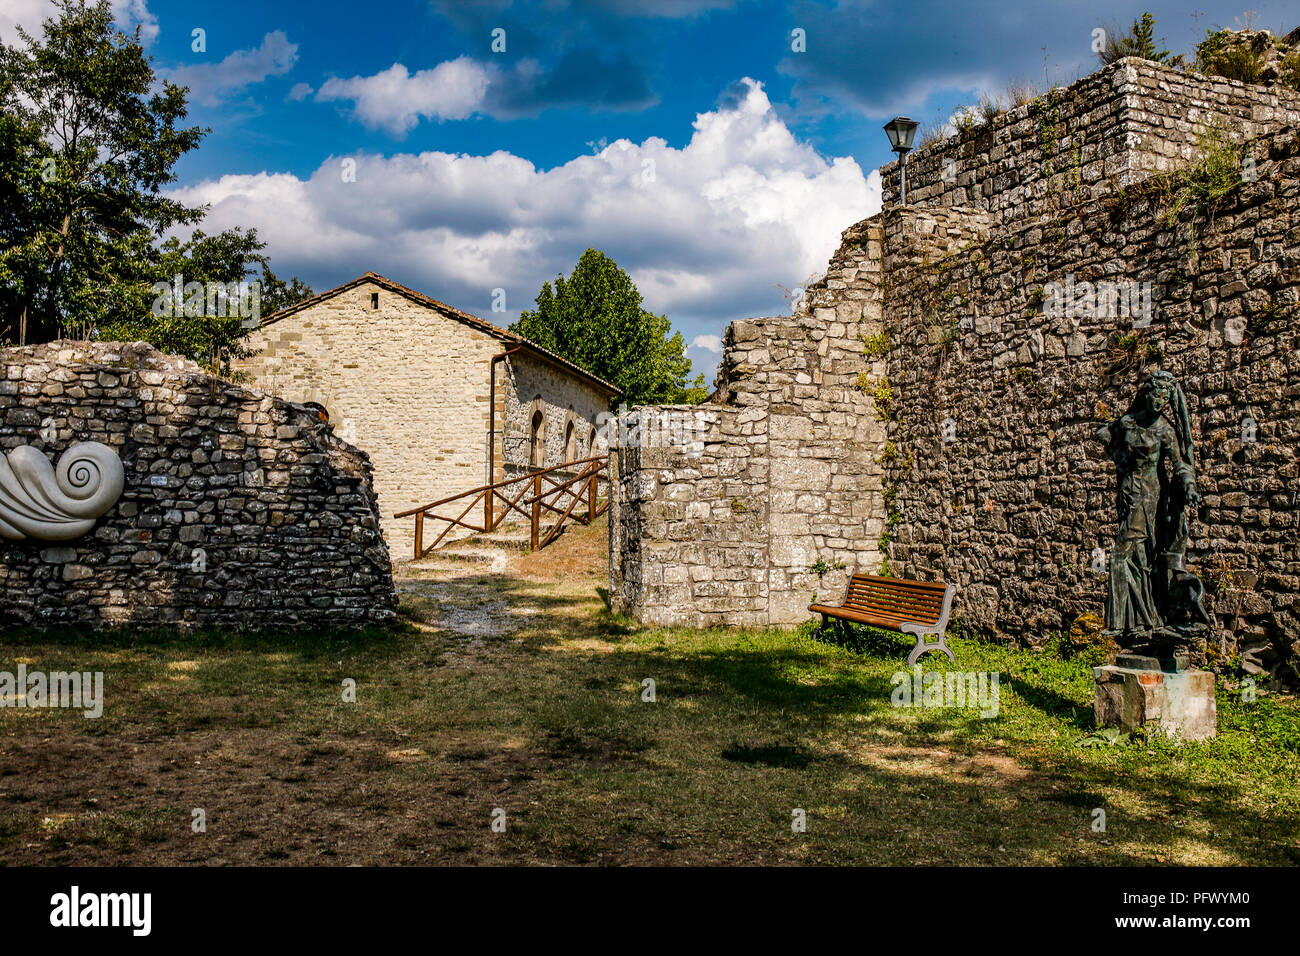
xmin=1097 ymin=370 xmax=1210 ymax=652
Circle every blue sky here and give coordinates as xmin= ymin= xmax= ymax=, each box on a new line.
xmin=4 ymin=0 xmax=1297 ymax=381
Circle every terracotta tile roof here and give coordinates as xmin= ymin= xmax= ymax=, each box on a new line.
xmin=256 ymin=272 xmax=623 ymax=396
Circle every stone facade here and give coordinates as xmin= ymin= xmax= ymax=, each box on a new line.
xmin=612 ymin=56 xmax=1300 ymax=681
xmin=499 ymin=350 xmax=611 ymax=481
xmin=236 ymin=274 xmax=619 ymax=557
xmin=0 ymin=341 xmax=396 ymax=630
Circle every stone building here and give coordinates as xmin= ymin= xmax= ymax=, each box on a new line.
xmin=610 ymin=56 xmax=1300 ymax=681
xmin=236 ymin=273 xmax=621 ymax=556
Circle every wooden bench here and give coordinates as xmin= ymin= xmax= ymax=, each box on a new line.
xmin=809 ymin=572 xmax=957 ymax=664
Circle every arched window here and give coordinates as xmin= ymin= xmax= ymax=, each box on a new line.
xmin=564 ymin=420 xmax=576 ymax=462
xmin=588 ymin=426 xmax=598 ymax=456
xmin=530 ymin=408 xmax=546 ymax=468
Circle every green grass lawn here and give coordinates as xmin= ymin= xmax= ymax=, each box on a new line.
xmin=1 ymin=564 xmax=1297 ymax=865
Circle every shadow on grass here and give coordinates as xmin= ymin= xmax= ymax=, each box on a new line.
xmin=1006 ymin=674 xmax=1096 ymax=732
xmin=808 ymin=619 xmax=915 ymax=658
xmin=0 ymin=620 xmax=416 ymax=657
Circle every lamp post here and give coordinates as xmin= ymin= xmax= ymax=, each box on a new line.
xmin=883 ymin=116 xmax=920 ymax=204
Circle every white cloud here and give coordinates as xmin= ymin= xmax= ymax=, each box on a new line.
xmin=312 ymin=51 xmax=657 ymax=135
xmin=287 ymin=82 xmax=314 ymax=102
xmin=691 ymin=334 xmax=723 ymax=352
xmin=164 ymin=31 xmax=298 ymax=106
xmin=112 ymin=0 xmax=157 ymax=43
xmin=167 ymin=79 xmax=881 ymax=367
xmin=1 ymin=0 xmax=158 ymax=46
xmin=316 ymin=58 xmax=491 ymax=135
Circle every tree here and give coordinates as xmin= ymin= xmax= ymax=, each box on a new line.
xmin=0 ymin=0 xmax=204 ymax=343
xmin=99 ymin=227 xmax=313 ymax=376
xmin=0 ymin=0 xmax=313 ymax=375
xmin=512 ymin=249 xmax=706 ymax=406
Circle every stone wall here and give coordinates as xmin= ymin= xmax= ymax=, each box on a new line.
xmin=609 ymin=220 xmax=887 ymax=626
xmin=882 ymin=126 xmax=1300 ymax=678
xmin=0 ymin=341 xmax=397 ymax=630
xmin=613 ymin=58 xmax=1300 ymax=681
xmin=237 ymin=276 xmax=616 ymax=557
xmin=881 ymin=58 xmax=1300 ymax=224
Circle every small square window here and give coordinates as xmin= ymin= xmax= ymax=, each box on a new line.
xmin=370 ymin=292 xmax=379 ymax=310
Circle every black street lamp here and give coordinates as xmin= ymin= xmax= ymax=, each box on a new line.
xmin=883 ymin=116 xmax=920 ymax=204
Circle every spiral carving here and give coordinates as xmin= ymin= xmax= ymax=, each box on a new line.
xmin=0 ymin=442 xmax=125 ymax=541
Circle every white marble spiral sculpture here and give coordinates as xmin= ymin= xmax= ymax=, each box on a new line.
xmin=0 ymin=442 xmax=125 ymax=541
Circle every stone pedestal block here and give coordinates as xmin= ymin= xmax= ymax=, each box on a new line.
xmin=1093 ymin=659 xmax=1217 ymax=741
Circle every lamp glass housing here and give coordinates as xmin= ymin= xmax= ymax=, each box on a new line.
xmin=883 ymin=116 xmax=919 ymax=152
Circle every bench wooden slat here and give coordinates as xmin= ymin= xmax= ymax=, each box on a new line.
xmin=845 ymin=586 xmax=943 ymax=607
xmin=845 ymin=587 xmax=943 ymax=605
xmin=842 ymin=600 xmax=941 ymax=621
xmin=843 ymin=591 xmax=943 ymax=616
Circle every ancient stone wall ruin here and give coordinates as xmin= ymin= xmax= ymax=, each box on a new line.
xmin=882 ymin=58 xmax=1300 ymax=223
xmin=0 ymin=342 xmax=397 ymax=630
xmin=884 ymin=126 xmax=1300 ymax=678
xmin=612 ymin=58 xmax=1300 ymax=679
xmin=609 ymin=220 xmax=887 ymax=626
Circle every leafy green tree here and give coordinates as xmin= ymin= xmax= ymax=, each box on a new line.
xmin=0 ymin=0 xmax=314 ymax=376
xmin=100 ymin=227 xmax=312 ymax=376
xmin=0 ymin=0 xmax=204 ymax=343
xmin=512 ymin=249 xmax=706 ymax=406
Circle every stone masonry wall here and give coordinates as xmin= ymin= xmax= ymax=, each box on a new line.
xmin=610 ymin=220 xmax=887 ymax=626
xmin=881 ymin=58 xmax=1300 ymax=225
xmin=608 ymin=405 xmax=770 ymax=627
xmin=882 ymin=126 xmax=1300 ymax=679
xmin=0 ymin=341 xmax=397 ymax=630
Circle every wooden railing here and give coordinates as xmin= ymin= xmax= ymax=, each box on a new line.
xmin=394 ymin=455 xmax=609 ymax=560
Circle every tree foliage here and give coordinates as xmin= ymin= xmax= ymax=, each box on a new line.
xmin=511 ymin=249 xmax=706 ymax=406
xmin=0 ymin=0 xmax=312 ymax=375
xmin=99 ymin=227 xmax=312 ymax=376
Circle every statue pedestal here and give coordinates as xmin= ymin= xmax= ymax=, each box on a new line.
xmin=1093 ymin=654 xmax=1217 ymax=741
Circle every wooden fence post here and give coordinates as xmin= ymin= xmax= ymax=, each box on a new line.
xmin=530 ymin=473 xmax=541 ymax=550
xmin=414 ymin=511 xmax=424 ymax=560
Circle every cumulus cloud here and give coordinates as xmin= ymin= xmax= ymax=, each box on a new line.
xmin=167 ymin=78 xmax=880 ymax=372
xmin=1 ymin=0 xmax=158 ymax=45
xmin=314 ymin=51 xmax=655 ymax=135
xmin=164 ymin=31 xmax=298 ymax=107
xmin=691 ymin=334 xmax=723 ymax=352
xmin=287 ymin=82 xmax=314 ymax=102
xmin=316 ymin=59 xmax=491 ymax=135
